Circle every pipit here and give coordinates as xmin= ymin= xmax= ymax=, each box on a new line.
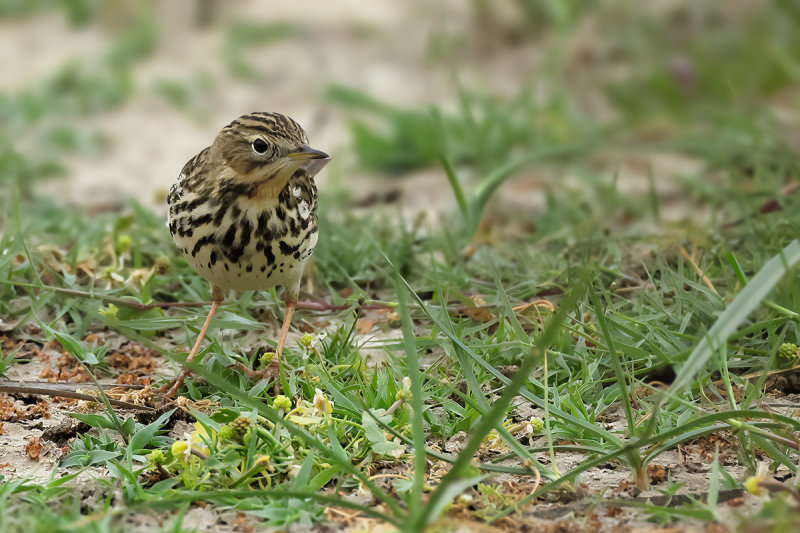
xmin=164 ymin=112 xmax=330 ymax=396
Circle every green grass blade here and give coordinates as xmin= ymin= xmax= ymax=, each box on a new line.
xmin=589 ymin=287 xmax=636 ymax=435
xmin=400 ymin=266 xmax=585 ymax=529
xmin=666 ymin=239 xmax=800 ymax=400
xmin=390 ymin=260 xmax=622 ymax=446
xmin=440 ymin=156 xmax=468 ymax=220
xmin=396 ymin=275 xmax=428 ymax=522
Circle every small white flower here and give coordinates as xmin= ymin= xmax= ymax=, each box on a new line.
xmin=287 ymin=463 xmax=303 ymax=479
xmin=389 ymin=438 xmax=404 ymax=458
xmin=457 ymin=493 xmax=474 ymax=504
xmin=357 ymin=482 xmax=372 ymax=499
xmin=184 ymin=434 xmax=195 ymax=460
xmin=313 ymin=388 xmax=333 ymax=416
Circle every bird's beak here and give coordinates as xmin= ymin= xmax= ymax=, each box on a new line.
xmin=288 ymin=145 xmax=329 ymax=161
xmin=288 ymin=145 xmax=330 ymax=177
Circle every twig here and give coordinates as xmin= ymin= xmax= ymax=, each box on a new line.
xmin=0 ymin=380 xmax=152 ymax=410
xmin=190 ymin=447 xmax=208 ymax=461
xmin=517 ymin=462 xmax=542 ymax=513
xmin=712 ymin=364 xmax=800 ymax=386
xmin=385 ymin=397 xmax=404 ymax=416
xmin=521 ymin=488 xmax=746 ymax=519
xmin=679 ymin=245 xmax=719 ymax=296
xmin=296 ymin=299 xmax=395 ymax=311
xmin=1 ymin=280 xmax=208 ymax=309
xmin=0 ymin=379 xmax=143 ymax=391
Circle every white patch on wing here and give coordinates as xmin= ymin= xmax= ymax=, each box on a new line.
xmin=298 ymin=200 xmax=310 ymax=219
xmin=293 ymin=186 xmax=302 ymax=197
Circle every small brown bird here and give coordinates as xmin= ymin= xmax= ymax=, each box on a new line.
xmin=165 ymin=112 xmax=330 ymax=395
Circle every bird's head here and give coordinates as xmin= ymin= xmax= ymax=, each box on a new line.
xmin=210 ymin=112 xmax=329 ymax=197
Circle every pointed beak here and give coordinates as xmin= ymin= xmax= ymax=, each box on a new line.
xmin=288 ymin=145 xmax=330 ymax=177
xmin=288 ymin=145 xmax=329 ymax=161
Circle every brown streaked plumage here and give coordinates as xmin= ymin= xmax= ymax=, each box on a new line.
xmin=164 ymin=112 xmax=330 ymax=396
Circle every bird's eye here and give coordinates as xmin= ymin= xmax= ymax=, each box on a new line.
xmin=251 ymin=138 xmax=269 ymax=154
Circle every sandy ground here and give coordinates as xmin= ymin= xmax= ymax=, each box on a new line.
xmin=0 ymin=0 xmax=706 ymax=227
xmin=3 ymin=1 xmax=472 ymax=210
xmin=1 ymin=1 xmax=790 ymax=531
xmin=1 ymin=325 xmax=782 ymax=532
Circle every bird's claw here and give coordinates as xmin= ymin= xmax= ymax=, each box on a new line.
xmin=229 ymin=361 xmax=280 ymax=381
xmin=157 ymin=368 xmax=191 ymax=398
xmin=229 ymin=361 xmax=283 ymax=394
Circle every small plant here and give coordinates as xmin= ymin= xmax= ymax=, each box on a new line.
xmin=0 ymin=344 xmax=16 ymax=378
xmin=777 ymin=342 xmax=799 ymax=363
xmin=329 ymin=84 xmax=597 ymax=240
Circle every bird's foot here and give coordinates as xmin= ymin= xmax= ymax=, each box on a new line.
xmin=268 ymin=360 xmax=283 ymax=395
xmin=157 ymin=368 xmax=191 ymax=398
xmin=156 ymin=298 xmax=222 ymax=399
xmin=230 ymin=360 xmax=283 ymax=394
xmin=230 ymin=361 xmax=280 ymax=381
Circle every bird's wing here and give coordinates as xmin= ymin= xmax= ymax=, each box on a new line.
xmin=179 ymin=146 xmax=211 ymax=183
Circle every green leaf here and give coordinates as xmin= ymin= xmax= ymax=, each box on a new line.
xmin=149 ymin=478 xmax=180 ymax=494
xmin=373 ymin=440 xmax=403 ymax=456
xmin=79 ymin=350 xmax=100 ymax=365
xmin=68 ymin=412 xmax=119 ymax=430
xmin=129 ymin=408 xmax=175 ymax=453
xmin=87 ymin=449 xmax=122 ymax=465
xmin=44 ymin=326 xmax=87 ymax=360
xmin=326 ymin=426 xmax=349 ymax=465
xmin=396 ymin=274 xmax=427 ymax=519
xmin=191 ymin=408 xmax=220 ymax=430
xmin=121 ymin=416 xmax=136 ymax=437
xmin=669 ymin=239 xmax=800 ymax=397
xmin=308 ymin=467 xmax=339 ymax=492
xmin=210 ymin=408 xmax=241 ymax=424
xmin=60 ymin=452 xmax=90 ymax=468
xmin=291 ymin=452 xmax=315 ymax=490
xmin=362 ymin=409 xmax=402 ymax=456
xmin=424 ymin=474 xmax=487 ymax=521
xmin=441 ymin=156 xmax=468 ymax=219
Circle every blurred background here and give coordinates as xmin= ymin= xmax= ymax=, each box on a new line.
xmin=2 ymin=0 xmax=800 ymax=234
xmin=5 ymin=3 xmax=800 ymax=528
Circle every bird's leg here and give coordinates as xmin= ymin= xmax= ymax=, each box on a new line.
xmin=161 ymin=291 xmax=223 ymax=397
xmin=271 ymin=298 xmax=296 ymax=394
xmin=275 ymin=299 xmax=296 ymax=363
xmin=264 ymin=297 xmax=297 ymax=391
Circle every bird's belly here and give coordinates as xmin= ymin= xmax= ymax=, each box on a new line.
xmin=174 ymin=227 xmax=318 ymax=292
xmin=169 ymin=173 xmax=318 ymax=296
xmin=192 ymin=253 xmax=309 ymax=292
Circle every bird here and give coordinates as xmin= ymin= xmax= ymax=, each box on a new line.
xmin=163 ymin=112 xmax=330 ymax=396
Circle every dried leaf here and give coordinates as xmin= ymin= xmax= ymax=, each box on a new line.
xmin=40 ymin=367 xmax=57 ymax=381
xmin=455 ymin=294 xmax=495 ymax=323
xmin=512 ymin=299 xmax=556 ymax=316
xmin=24 ymin=436 xmax=43 ymax=460
xmin=337 ymin=287 xmax=354 ymax=298
xmin=356 ymin=318 xmax=376 ymax=335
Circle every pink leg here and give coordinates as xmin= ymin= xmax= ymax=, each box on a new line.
xmin=162 ymin=298 xmax=221 ymax=397
xmin=266 ymin=299 xmax=296 ymax=393
xmin=275 ymin=299 xmax=296 ymax=360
